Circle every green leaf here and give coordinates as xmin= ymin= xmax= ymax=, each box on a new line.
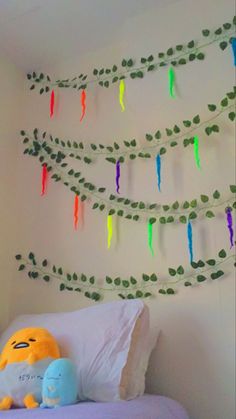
xmin=193 ymin=115 xmax=200 ymax=124
xmin=215 ymin=27 xmax=222 ymax=35
xmin=170 ymin=141 xmax=178 ymax=147
xmin=221 ymin=97 xmax=228 ymax=107
xmin=142 ymin=274 xmax=149 ymax=282
xmin=179 ymin=58 xmax=187 ymax=65
xmin=73 ymin=273 xmax=78 ymax=281
xmin=106 ymin=157 xmax=116 ymax=164
xmin=148 ymin=55 xmax=154 ymax=62
xmin=191 ymin=261 xmax=199 ymax=269
xmin=223 ymin=22 xmax=231 ymax=29
xmin=114 ymin=277 xmax=121 ymax=286
xmin=150 ymin=273 xmax=158 ymax=282
xmin=130 ymin=276 xmax=137 ymax=285
xmin=218 ymin=249 xmax=227 ymax=258
xmin=179 ymin=215 xmax=187 ymax=224
xmin=184 ymin=281 xmax=192 ymax=287
xmin=201 ymin=194 xmax=209 ymax=203
xmin=42 ymin=259 xmax=48 ymax=267
xmin=145 ymin=134 xmax=153 ymax=141
xmin=159 ymin=289 xmax=166 ymax=294
xmin=197 ymin=275 xmax=206 ymax=282
xmin=160 ymin=147 xmax=166 ymax=155
xmin=197 ymin=260 xmax=205 ymax=267
xmin=167 ymin=216 xmax=174 ymax=223
xmin=189 ymin=211 xmax=197 ymax=220
xmin=176 ymin=44 xmax=183 ymax=51
xmin=211 ymin=124 xmax=219 ymax=133
xmin=29 ymin=252 xmax=35 ymax=260
xmin=190 ymin=199 xmax=197 ymax=208
xmin=147 ymin=64 xmax=155 ymax=71
xmin=219 ymin=41 xmax=228 ymax=50
xmin=213 ymin=190 xmax=220 ymax=199
xmin=197 ymin=52 xmax=205 ymax=60
xmin=172 ymin=201 xmax=179 ymax=210
xmin=159 ymin=217 xmax=166 ymax=224
xmin=205 ymin=126 xmax=212 ymax=136
xmin=60 ymin=284 xmax=65 ymax=291
xmin=206 ymin=259 xmax=216 ymax=266
xmin=89 ymin=276 xmax=95 ymax=284
xmin=155 ymin=130 xmax=161 ymax=140
xmin=173 ymin=125 xmax=180 ymax=134
xmin=167 ymin=288 xmax=175 ymax=294
xmin=109 ymin=209 xmax=116 ymax=216
xmin=106 ymin=276 xmax=112 ymax=284
xmin=177 ymin=265 xmax=184 ymax=275
xmin=228 ymin=112 xmax=236 ymax=121
xmin=18 ymin=264 xmax=25 ymax=271
xmin=149 ymin=217 xmax=156 ymax=224
xmin=205 ymin=210 xmax=215 ymax=218
xmin=43 ymin=275 xmax=50 ymax=282
xmin=162 ymin=205 xmax=169 ymax=212
xmin=183 ymin=120 xmax=191 ymax=127
xmin=122 ymin=280 xmax=130 ymax=288
xmin=168 ymin=268 xmax=176 ymax=276
xmin=189 ymin=53 xmax=196 ymax=61
xmin=121 ymin=59 xmax=127 ymax=67
xmin=127 ymin=59 xmax=133 ymax=67
xmin=183 ymin=201 xmax=190 ymax=209
xmin=136 ymin=290 xmax=143 ymax=298
xmin=166 ymin=128 xmax=173 ymax=136
xmin=15 ymin=254 xmax=22 ymax=260
xmin=208 ymin=104 xmax=217 ymax=112
xmin=167 ymin=47 xmax=174 ymax=56
xmin=188 ymin=40 xmax=195 ymax=48
xmin=230 ymin=185 xmax=236 ymax=193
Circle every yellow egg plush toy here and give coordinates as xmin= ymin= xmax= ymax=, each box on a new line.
xmin=0 ymin=327 xmax=60 ymax=410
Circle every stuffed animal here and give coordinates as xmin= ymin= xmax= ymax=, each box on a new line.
xmin=0 ymin=327 xmax=60 ymax=410
xmin=40 ymin=358 xmax=78 ymax=408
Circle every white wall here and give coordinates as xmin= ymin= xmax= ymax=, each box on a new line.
xmin=6 ymin=0 xmax=236 ymax=418
xmin=0 ymin=53 xmax=23 ymax=332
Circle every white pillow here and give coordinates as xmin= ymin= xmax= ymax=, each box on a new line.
xmin=0 ymin=300 xmax=156 ymax=402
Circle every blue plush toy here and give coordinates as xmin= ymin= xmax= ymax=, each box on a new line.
xmin=40 ymin=358 xmax=78 ymax=408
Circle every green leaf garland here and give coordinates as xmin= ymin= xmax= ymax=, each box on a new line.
xmin=26 ymin=17 xmax=235 ymax=94
xmin=21 ymin=87 xmax=235 ymax=165
xmin=15 ymin=250 xmax=235 ymax=300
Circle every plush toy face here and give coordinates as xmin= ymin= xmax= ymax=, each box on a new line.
xmin=41 ymin=359 xmax=78 ymax=408
xmin=0 ymin=328 xmax=60 ymax=366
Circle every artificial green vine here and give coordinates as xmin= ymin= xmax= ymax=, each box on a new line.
xmin=26 ymin=18 xmax=235 ymax=94
xmin=20 ymin=128 xmax=236 ymax=223
xmin=21 ymin=88 xmax=236 ymax=165
xmin=15 ymin=249 xmax=235 ymax=301
xmin=21 ymin=129 xmax=236 ymax=223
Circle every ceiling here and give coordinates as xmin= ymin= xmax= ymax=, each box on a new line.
xmin=0 ymin=0 xmax=180 ymax=71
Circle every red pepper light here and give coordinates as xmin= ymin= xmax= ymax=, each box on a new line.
xmin=41 ymin=164 xmax=48 ymax=195
xmin=50 ymin=90 xmax=55 ymax=118
xmin=74 ymin=195 xmax=79 ymax=229
xmin=80 ymin=89 xmax=86 ymax=122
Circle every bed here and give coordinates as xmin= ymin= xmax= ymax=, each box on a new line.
xmin=1 ymin=395 xmax=189 ymax=419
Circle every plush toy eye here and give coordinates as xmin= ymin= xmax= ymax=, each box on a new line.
xmin=11 ymin=341 xmax=16 ymax=346
xmin=29 ymin=338 xmax=36 ymax=342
